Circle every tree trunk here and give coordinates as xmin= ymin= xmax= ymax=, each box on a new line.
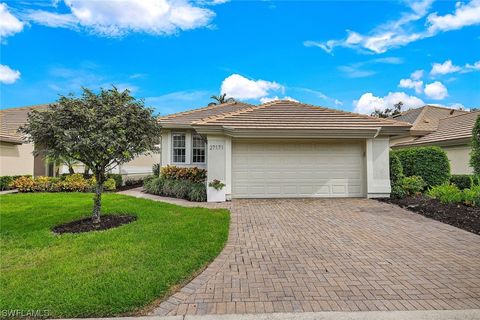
xmin=68 ymin=165 xmax=75 ymax=174
xmin=92 ymin=171 xmax=105 ymax=224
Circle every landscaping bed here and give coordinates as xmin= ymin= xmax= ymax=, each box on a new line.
xmin=52 ymin=214 xmax=137 ymax=234
xmin=0 ymin=193 xmax=229 ymax=318
xmin=378 ymin=195 xmax=480 ymax=235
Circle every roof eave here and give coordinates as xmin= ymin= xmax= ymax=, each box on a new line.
xmin=392 ymin=137 xmax=471 ymax=148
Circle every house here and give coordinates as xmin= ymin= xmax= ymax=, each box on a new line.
xmin=392 ymin=110 xmax=479 ymax=174
xmin=0 ymin=104 xmax=159 ymax=180
xmin=390 ymin=105 xmax=468 ymax=146
xmin=158 ymin=100 xmax=411 ymax=202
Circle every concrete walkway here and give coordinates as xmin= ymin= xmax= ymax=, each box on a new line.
xmin=119 ymin=189 xmax=480 ymax=316
xmin=61 ymin=309 xmax=480 ymax=320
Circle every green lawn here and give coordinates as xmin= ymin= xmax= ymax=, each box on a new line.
xmin=0 ymin=193 xmax=229 ymax=318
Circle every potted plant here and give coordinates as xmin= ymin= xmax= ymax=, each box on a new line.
xmin=207 ymin=179 xmax=226 ymax=202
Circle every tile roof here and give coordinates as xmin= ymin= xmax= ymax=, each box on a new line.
xmin=395 ymin=111 xmax=479 ymax=146
xmin=392 ymin=105 xmax=468 ymax=133
xmin=192 ymin=100 xmax=411 ymax=131
xmin=0 ymin=104 xmax=49 ymax=143
xmin=158 ymin=101 xmax=255 ymax=127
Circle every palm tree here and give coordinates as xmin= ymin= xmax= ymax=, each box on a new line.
xmin=208 ymin=93 xmax=235 ymax=106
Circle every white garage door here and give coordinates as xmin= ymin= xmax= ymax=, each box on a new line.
xmin=232 ymin=140 xmax=366 ymax=198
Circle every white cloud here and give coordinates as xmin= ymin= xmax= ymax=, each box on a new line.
xmin=410 ymin=69 xmax=424 ymax=80
xmin=430 ymin=59 xmax=480 ymax=75
xmin=0 ymin=3 xmax=24 ymax=40
xmin=354 ymin=91 xmax=424 ymax=115
xmin=424 ymin=81 xmax=448 ymax=99
xmin=399 ymin=78 xmax=424 ymax=94
xmin=0 ymin=64 xmax=21 ymax=84
xmin=427 ymin=0 xmax=480 ymax=33
xmin=27 ymin=0 xmax=217 ymax=37
xmin=338 ymin=57 xmax=403 ymax=78
xmin=305 ymin=0 xmax=480 ymax=54
xmin=259 ymin=96 xmax=298 ymax=104
xmin=430 ymin=60 xmax=461 ymax=75
xmin=221 ymin=74 xmax=283 ymax=100
xmin=294 ymin=87 xmax=343 ymax=107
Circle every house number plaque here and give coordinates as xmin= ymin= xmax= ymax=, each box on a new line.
xmin=209 ymin=144 xmax=224 ymax=151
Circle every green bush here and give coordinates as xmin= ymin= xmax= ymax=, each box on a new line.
xmin=391 ymin=184 xmax=407 ymax=199
xmin=450 ymin=174 xmax=480 ymax=190
xmin=143 ymin=177 xmax=207 ymax=202
xmin=106 ymin=173 xmax=123 ymax=188
xmin=389 ymin=151 xmax=404 ymax=185
xmin=143 ymin=177 xmax=165 ymax=195
xmin=471 ymin=114 xmax=480 ymax=174
xmin=393 ymin=146 xmax=450 ymax=187
xmin=152 ymin=163 xmax=160 ymax=176
xmin=0 ymin=176 xmax=14 ymax=191
xmin=173 ymin=180 xmax=191 ymax=199
xmin=103 ymin=178 xmax=116 ymax=191
xmin=463 ymin=185 xmax=480 ymax=207
xmin=428 ymin=184 xmax=463 ymax=204
xmin=400 ymin=176 xmax=426 ymax=196
xmin=189 ymin=183 xmax=207 ymax=202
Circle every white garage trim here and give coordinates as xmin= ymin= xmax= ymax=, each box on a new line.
xmin=232 ymin=140 xmax=366 ymax=198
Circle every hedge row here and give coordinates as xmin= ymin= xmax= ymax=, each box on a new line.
xmin=10 ymin=174 xmax=116 ymax=193
xmin=143 ymin=177 xmax=206 ymax=202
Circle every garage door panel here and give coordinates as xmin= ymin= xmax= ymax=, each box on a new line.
xmin=232 ymin=141 xmax=366 ymax=198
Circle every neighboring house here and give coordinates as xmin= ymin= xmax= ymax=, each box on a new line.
xmin=390 ymin=105 xmax=468 ymax=146
xmin=0 ymin=104 xmax=159 ymax=180
xmin=393 ymin=110 xmax=479 ymax=174
xmin=158 ymin=100 xmax=411 ymax=202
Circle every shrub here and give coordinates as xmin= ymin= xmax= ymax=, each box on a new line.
xmin=143 ymin=177 xmax=164 ymax=195
xmin=450 ymin=174 xmax=480 ymax=190
xmin=393 ymin=146 xmax=450 ymax=187
xmin=152 ymin=163 xmax=160 ymax=176
xmin=61 ymin=173 xmax=90 ymax=192
xmin=172 ymin=180 xmax=191 ymax=199
xmin=107 ymin=173 xmax=123 ymax=188
xmin=188 ymin=183 xmax=207 ymax=202
xmin=160 ymin=165 xmax=206 ymax=183
xmin=10 ymin=176 xmax=35 ymax=192
xmin=209 ymin=179 xmax=226 ymax=191
xmin=389 ymin=151 xmax=404 ymax=186
xmin=391 ymin=184 xmax=407 ymax=199
xmin=463 ymin=185 xmax=480 ymax=207
xmin=161 ymin=179 xmax=177 ymax=198
xmin=428 ymin=184 xmax=463 ymax=204
xmin=399 ymin=176 xmax=426 ymax=196
xmin=103 ymin=178 xmax=116 ymax=191
xmin=0 ymin=176 xmax=14 ymax=191
xmin=33 ymin=176 xmax=53 ymax=192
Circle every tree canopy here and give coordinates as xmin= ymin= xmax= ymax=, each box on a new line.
xmin=21 ymin=87 xmax=161 ymax=222
xmin=208 ymin=93 xmax=235 ymax=106
xmin=371 ymin=101 xmax=403 ymax=118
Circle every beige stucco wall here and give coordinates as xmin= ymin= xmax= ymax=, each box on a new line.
xmin=366 ymin=137 xmax=391 ymax=198
xmin=0 ymin=142 xmax=35 ymax=176
xmin=443 ymin=145 xmax=473 ymax=175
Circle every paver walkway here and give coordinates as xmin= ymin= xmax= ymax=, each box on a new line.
xmin=120 ymin=190 xmax=480 ymax=316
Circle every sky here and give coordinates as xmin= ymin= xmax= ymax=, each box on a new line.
xmin=0 ymin=0 xmax=479 ymax=116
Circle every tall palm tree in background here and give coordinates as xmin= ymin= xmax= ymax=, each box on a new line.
xmin=208 ymin=93 xmax=235 ymax=106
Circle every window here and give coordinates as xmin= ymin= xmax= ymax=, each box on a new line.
xmin=192 ymin=133 xmax=206 ymax=163
xmin=172 ymin=133 xmax=186 ymax=163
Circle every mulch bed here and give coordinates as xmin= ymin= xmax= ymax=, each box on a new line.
xmin=53 ymin=214 xmax=137 ymax=234
xmin=378 ymin=195 xmax=480 ymax=235
xmin=115 ymin=183 xmax=143 ymax=192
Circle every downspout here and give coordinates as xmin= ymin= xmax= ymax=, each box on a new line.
xmin=373 ymin=127 xmax=381 ymax=138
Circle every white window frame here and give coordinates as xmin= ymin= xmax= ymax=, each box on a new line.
xmin=172 ymin=132 xmax=186 ymax=164
xmin=191 ymin=133 xmax=206 ymax=164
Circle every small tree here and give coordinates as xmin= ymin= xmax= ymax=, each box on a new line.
xmin=21 ymin=87 xmax=161 ymax=223
xmin=208 ymin=93 xmax=235 ymax=106
xmin=471 ymin=115 xmax=480 ymax=174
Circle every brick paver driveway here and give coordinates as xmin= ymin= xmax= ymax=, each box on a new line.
xmin=153 ymin=198 xmax=480 ymax=316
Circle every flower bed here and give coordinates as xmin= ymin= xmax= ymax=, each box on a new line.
xmin=9 ymin=174 xmax=117 ymax=192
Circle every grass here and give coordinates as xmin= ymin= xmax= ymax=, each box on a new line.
xmin=0 ymin=193 xmax=229 ymax=318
